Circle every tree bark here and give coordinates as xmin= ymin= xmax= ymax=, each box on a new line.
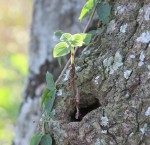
xmin=14 ymin=0 xmax=150 ymax=145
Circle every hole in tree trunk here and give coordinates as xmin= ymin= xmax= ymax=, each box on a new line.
xmin=70 ymin=98 xmax=100 ymax=122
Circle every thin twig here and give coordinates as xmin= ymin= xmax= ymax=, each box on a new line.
xmin=55 ymin=4 xmax=97 ymax=85
xmin=83 ymin=4 xmax=97 ymax=33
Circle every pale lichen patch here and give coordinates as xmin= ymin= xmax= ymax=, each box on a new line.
xmin=101 ymin=130 xmax=107 ymax=134
xmin=138 ymin=51 xmax=145 ymax=67
xmin=129 ymin=132 xmax=134 ymax=137
xmin=94 ymin=139 xmax=101 ymax=145
xmin=140 ymin=51 xmax=145 ymax=61
xmin=136 ymin=31 xmax=150 ymax=43
xmin=107 ymin=20 xmax=117 ymax=33
xmin=101 ymin=116 xmax=109 ymax=126
xmin=75 ymin=66 xmax=81 ymax=71
xmin=124 ymin=70 xmax=132 ymax=79
xmin=144 ymin=6 xmax=150 ymax=21
xmin=115 ymin=3 xmax=137 ymax=16
xmin=94 ymin=139 xmax=106 ymax=145
xmin=140 ymin=123 xmax=148 ymax=135
xmin=115 ymin=5 xmax=127 ymax=15
xmin=52 ymin=109 xmax=56 ymax=115
xmin=113 ymin=51 xmax=123 ymax=65
xmin=138 ymin=61 xmax=144 ymax=67
xmin=120 ymin=23 xmax=128 ymax=33
xmin=94 ymin=76 xmax=100 ymax=84
xmin=103 ymin=57 xmax=113 ymax=67
xmin=57 ymin=89 xmax=63 ymax=96
xmin=129 ymin=54 xmax=135 ymax=59
xmin=145 ymin=106 xmax=150 ymax=116
xmin=64 ymin=70 xmax=69 ymax=81
xmin=103 ymin=52 xmax=123 ymax=74
xmin=109 ymin=52 xmax=123 ymax=74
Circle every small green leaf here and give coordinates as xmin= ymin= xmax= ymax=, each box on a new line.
xmin=41 ymin=88 xmax=50 ymax=106
xmin=81 ymin=33 xmax=92 ymax=45
xmin=45 ymin=90 xmax=56 ymax=113
xmin=46 ymin=72 xmax=55 ymax=91
xmin=48 ymin=91 xmax=56 ymax=112
xmin=40 ymin=134 xmax=52 ymax=145
xmin=60 ymin=33 xmax=72 ymax=42
xmin=53 ymin=42 xmax=71 ymax=57
xmin=44 ymin=97 xmax=51 ymax=112
xmin=96 ymin=2 xmax=111 ymax=25
xmin=54 ymin=31 xmax=64 ymax=39
xmin=88 ymin=30 xmax=97 ymax=35
xmin=79 ymin=0 xmax=95 ymax=21
xmin=58 ymin=57 xmax=62 ymax=67
xmin=30 ymin=133 xmax=43 ymax=145
xmin=71 ymin=34 xmax=83 ymax=46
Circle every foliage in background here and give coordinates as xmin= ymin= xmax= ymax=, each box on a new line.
xmin=0 ymin=0 xmax=31 ymax=144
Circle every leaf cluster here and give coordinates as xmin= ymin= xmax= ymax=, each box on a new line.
xmin=30 ymin=133 xmax=52 ymax=145
xmin=41 ymin=72 xmax=56 ymax=115
xmin=79 ymin=0 xmax=111 ymax=25
xmin=30 ymin=72 xmax=55 ymax=145
xmin=53 ymin=32 xmax=92 ymax=58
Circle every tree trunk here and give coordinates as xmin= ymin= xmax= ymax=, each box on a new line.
xmin=14 ymin=0 xmax=150 ymax=145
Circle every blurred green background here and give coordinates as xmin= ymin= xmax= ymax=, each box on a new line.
xmin=0 ymin=0 xmax=32 ymax=144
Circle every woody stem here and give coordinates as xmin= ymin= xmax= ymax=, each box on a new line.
xmin=71 ymin=47 xmax=74 ymax=65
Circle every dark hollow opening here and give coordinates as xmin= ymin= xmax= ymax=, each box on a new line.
xmin=70 ymin=98 xmax=100 ymax=122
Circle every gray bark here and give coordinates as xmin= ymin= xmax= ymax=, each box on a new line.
xmin=14 ymin=0 xmax=150 ymax=145
xmin=48 ymin=0 xmax=150 ymax=145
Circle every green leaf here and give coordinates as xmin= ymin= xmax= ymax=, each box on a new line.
xmin=81 ymin=33 xmax=92 ymax=45
xmin=71 ymin=34 xmax=83 ymax=46
xmin=41 ymin=88 xmax=50 ymax=106
xmin=44 ymin=97 xmax=51 ymax=113
xmin=58 ymin=57 xmax=62 ymax=67
xmin=88 ymin=30 xmax=97 ymax=35
xmin=54 ymin=31 xmax=64 ymax=39
xmin=40 ymin=134 xmax=52 ymax=145
xmin=96 ymin=2 xmax=111 ymax=25
xmin=30 ymin=133 xmax=43 ymax=145
xmin=49 ymin=91 xmax=56 ymax=112
xmin=60 ymin=33 xmax=72 ymax=42
xmin=53 ymin=42 xmax=71 ymax=57
xmin=45 ymin=90 xmax=56 ymax=113
xmin=79 ymin=0 xmax=95 ymax=21
xmin=46 ymin=72 xmax=55 ymax=91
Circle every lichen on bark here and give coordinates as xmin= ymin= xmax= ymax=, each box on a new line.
xmin=49 ymin=0 xmax=150 ymax=144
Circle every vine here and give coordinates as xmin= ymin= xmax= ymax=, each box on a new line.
xmin=30 ymin=0 xmax=111 ymax=145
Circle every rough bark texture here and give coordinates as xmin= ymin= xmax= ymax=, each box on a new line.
xmin=14 ymin=0 xmax=150 ymax=145
xmin=47 ymin=0 xmax=150 ymax=145
xmin=13 ymin=0 xmax=85 ymax=145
